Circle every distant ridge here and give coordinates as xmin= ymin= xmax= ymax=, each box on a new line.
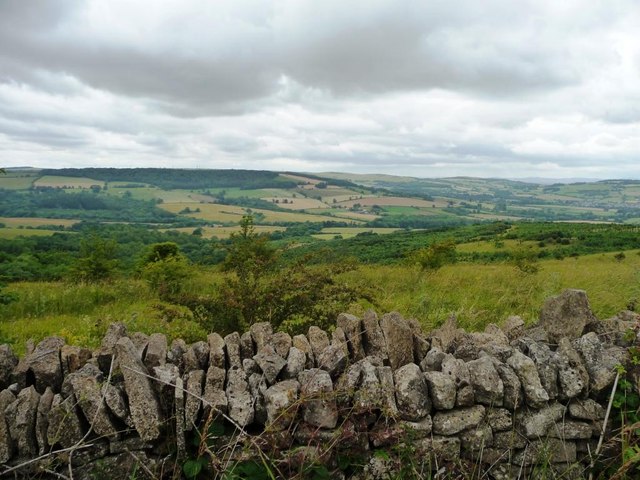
xmin=512 ymin=177 xmax=602 ymax=185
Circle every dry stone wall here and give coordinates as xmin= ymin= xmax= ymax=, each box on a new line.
xmin=0 ymin=289 xmax=637 ymax=479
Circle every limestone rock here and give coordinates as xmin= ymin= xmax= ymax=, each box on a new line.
xmin=242 ymin=358 xmax=259 ymax=376
xmin=354 ymin=359 xmax=383 ymax=411
xmin=467 ymin=356 xmax=504 ymax=406
xmin=175 ymin=376 xmax=186 ymax=461
xmin=183 ymin=341 xmax=210 ymax=373
xmin=420 ymin=346 xmax=446 ymax=372
xmin=493 ymin=360 xmax=523 ymax=410
xmin=331 ymin=327 xmax=349 ymax=358
xmin=60 ymin=345 xmax=92 ymax=376
xmin=493 ymin=430 xmax=527 ymax=450
xmin=272 ymin=331 xmax=292 ymax=359
xmin=250 ymin=322 xmax=273 ymax=351
xmin=424 ymin=371 xmax=456 ymax=410
xmin=69 ymin=367 xmax=119 ymax=438
xmin=207 ymin=332 xmax=226 ymax=369
xmin=487 ymin=408 xmax=513 ymax=432
xmin=376 ymin=366 xmax=399 ymax=417
xmin=96 ymin=323 xmax=127 ymax=373
xmin=240 ymin=331 xmax=255 ymax=361
xmin=502 ymin=315 xmax=526 ymax=341
xmin=441 ymin=354 xmax=474 ymax=407
xmin=556 ymin=337 xmax=588 ymax=399
xmin=47 ymin=393 xmax=84 ymax=448
xmin=284 ymin=347 xmax=306 ymax=380
xmin=308 ymin=326 xmax=330 ymax=361
xmin=29 ymin=337 xmax=65 ymax=393
xmin=203 ymin=365 xmax=227 ymax=416
xmin=432 ymin=405 xmax=485 ymax=435
xmin=413 ymin=334 xmax=431 ymax=364
xmin=394 ymin=363 xmax=430 ymax=421
xmin=254 ymin=345 xmax=287 ymax=385
xmin=429 ymin=315 xmax=464 ymax=352
xmin=548 ymin=420 xmax=593 ymax=440
xmin=0 ymin=389 xmax=16 ymax=463
xmin=520 ymin=402 xmax=565 ymax=438
xmin=574 ymin=332 xmax=625 ymax=394
xmin=226 ymin=367 xmax=254 ymax=427
xmin=317 ymin=343 xmax=348 ymax=378
xmin=0 ymin=345 xmax=18 ymax=389
xmin=401 ymin=415 xmax=433 ymax=438
xmin=102 ymin=383 xmax=132 ymax=427
xmin=507 ymin=350 xmax=549 ymax=408
xmin=568 ymin=398 xmax=605 ymax=421
xmin=292 ymin=334 xmax=315 ymax=369
xmin=461 ymin=424 xmax=493 ymax=454
xmin=5 ymin=386 xmax=40 ymax=457
xmin=523 ymin=340 xmax=559 ymax=400
xmin=415 ymin=436 xmax=461 ymax=463
xmin=362 ymin=310 xmax=388 ymax=360
xmin=337 ymin=313 xmax=366 ymax=361
xmin=144 ymin=333 xmax=167 ymax=370
xmin=152 ymin=363 xmax=180 ymax=413
xmin=334 ymin=362 xmax=362 ymax=407
xmin=184 ymin=369 xmax=205 ymax=430
xmin=381 ymin=312 xmax=414 ymax=370
xmin=168 ymin=338 xmax=187 ymax=373
xmin=299 ymin=369 xmax=338 ymax=428
xmin=539 ymin=289 xmax=595 ymax=342
xmin=224 ymin=332 xmax=242 ymax=369
xmin=115 ymin=337 xmax=163 ymax=441
xmin=130 ymin=332 xmax=149 ymax=358
xmin=248 ymin=373 xmax=268 ymax=426
xmin=264 ymin=380 xmax=299 ymax=430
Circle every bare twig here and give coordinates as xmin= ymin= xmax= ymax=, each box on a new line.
xmin=589 ymin=370 xmax=620 ymax=480
xmin=0 ymin=444 xmax=96 ymax=477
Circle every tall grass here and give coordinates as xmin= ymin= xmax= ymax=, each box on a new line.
xmin=2 ymin=250 xmax=639 ymax=353
xmin=341 ymin=250 xmax=640 ymax=332
xmin=0 ymin=278 xmax=207 ymax=353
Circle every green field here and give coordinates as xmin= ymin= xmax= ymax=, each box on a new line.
xmin=0 ymin=228 xmax=60 ymax=239
xmin=312 ymin=227 xmax=400 ymax=239
xmin=161 ymin=225 xmax=285 ymax=239
xmin=160 ymin=202 xmax=357 ymax=224
xmin=34 ymin=175 xmax=105 ymax=189
xmin=0 ymin=172 xmax=37 ymax=189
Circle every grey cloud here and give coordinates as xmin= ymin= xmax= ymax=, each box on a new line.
xmin=0 ymin=0 xmax=603 ymax=116
xmin=0 ymin=0 xmax=639 ymax=179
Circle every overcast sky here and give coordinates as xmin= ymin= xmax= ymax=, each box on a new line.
xmin=1 ymin=0 xmax=639 ymax=179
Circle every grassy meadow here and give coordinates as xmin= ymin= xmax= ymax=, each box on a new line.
xmin=2 ymin=248 xmax=639 ymax=354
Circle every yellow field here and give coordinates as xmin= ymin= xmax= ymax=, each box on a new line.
xmin=338 ymin=196 xmax=439 ymax=208
xmin=281 ymin=173 xmax=321 ymax=185
xmin=159 ymin=202 xmax=355 ymax=224
xmin=160 ymin=225 xmax=285 ymax=239
xmin=0 ymin=217 xmax=79 ymax=228
xmin=33 ymin=176 xmax=104 ymax=189
xmin=262 ymin=197 xmax=327 ymax=210
xmin=0 ymin=174 xmax=36 ymax=190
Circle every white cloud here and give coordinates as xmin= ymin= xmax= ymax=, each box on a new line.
xmin=0 ymin=0 xmax=639 ymax=178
